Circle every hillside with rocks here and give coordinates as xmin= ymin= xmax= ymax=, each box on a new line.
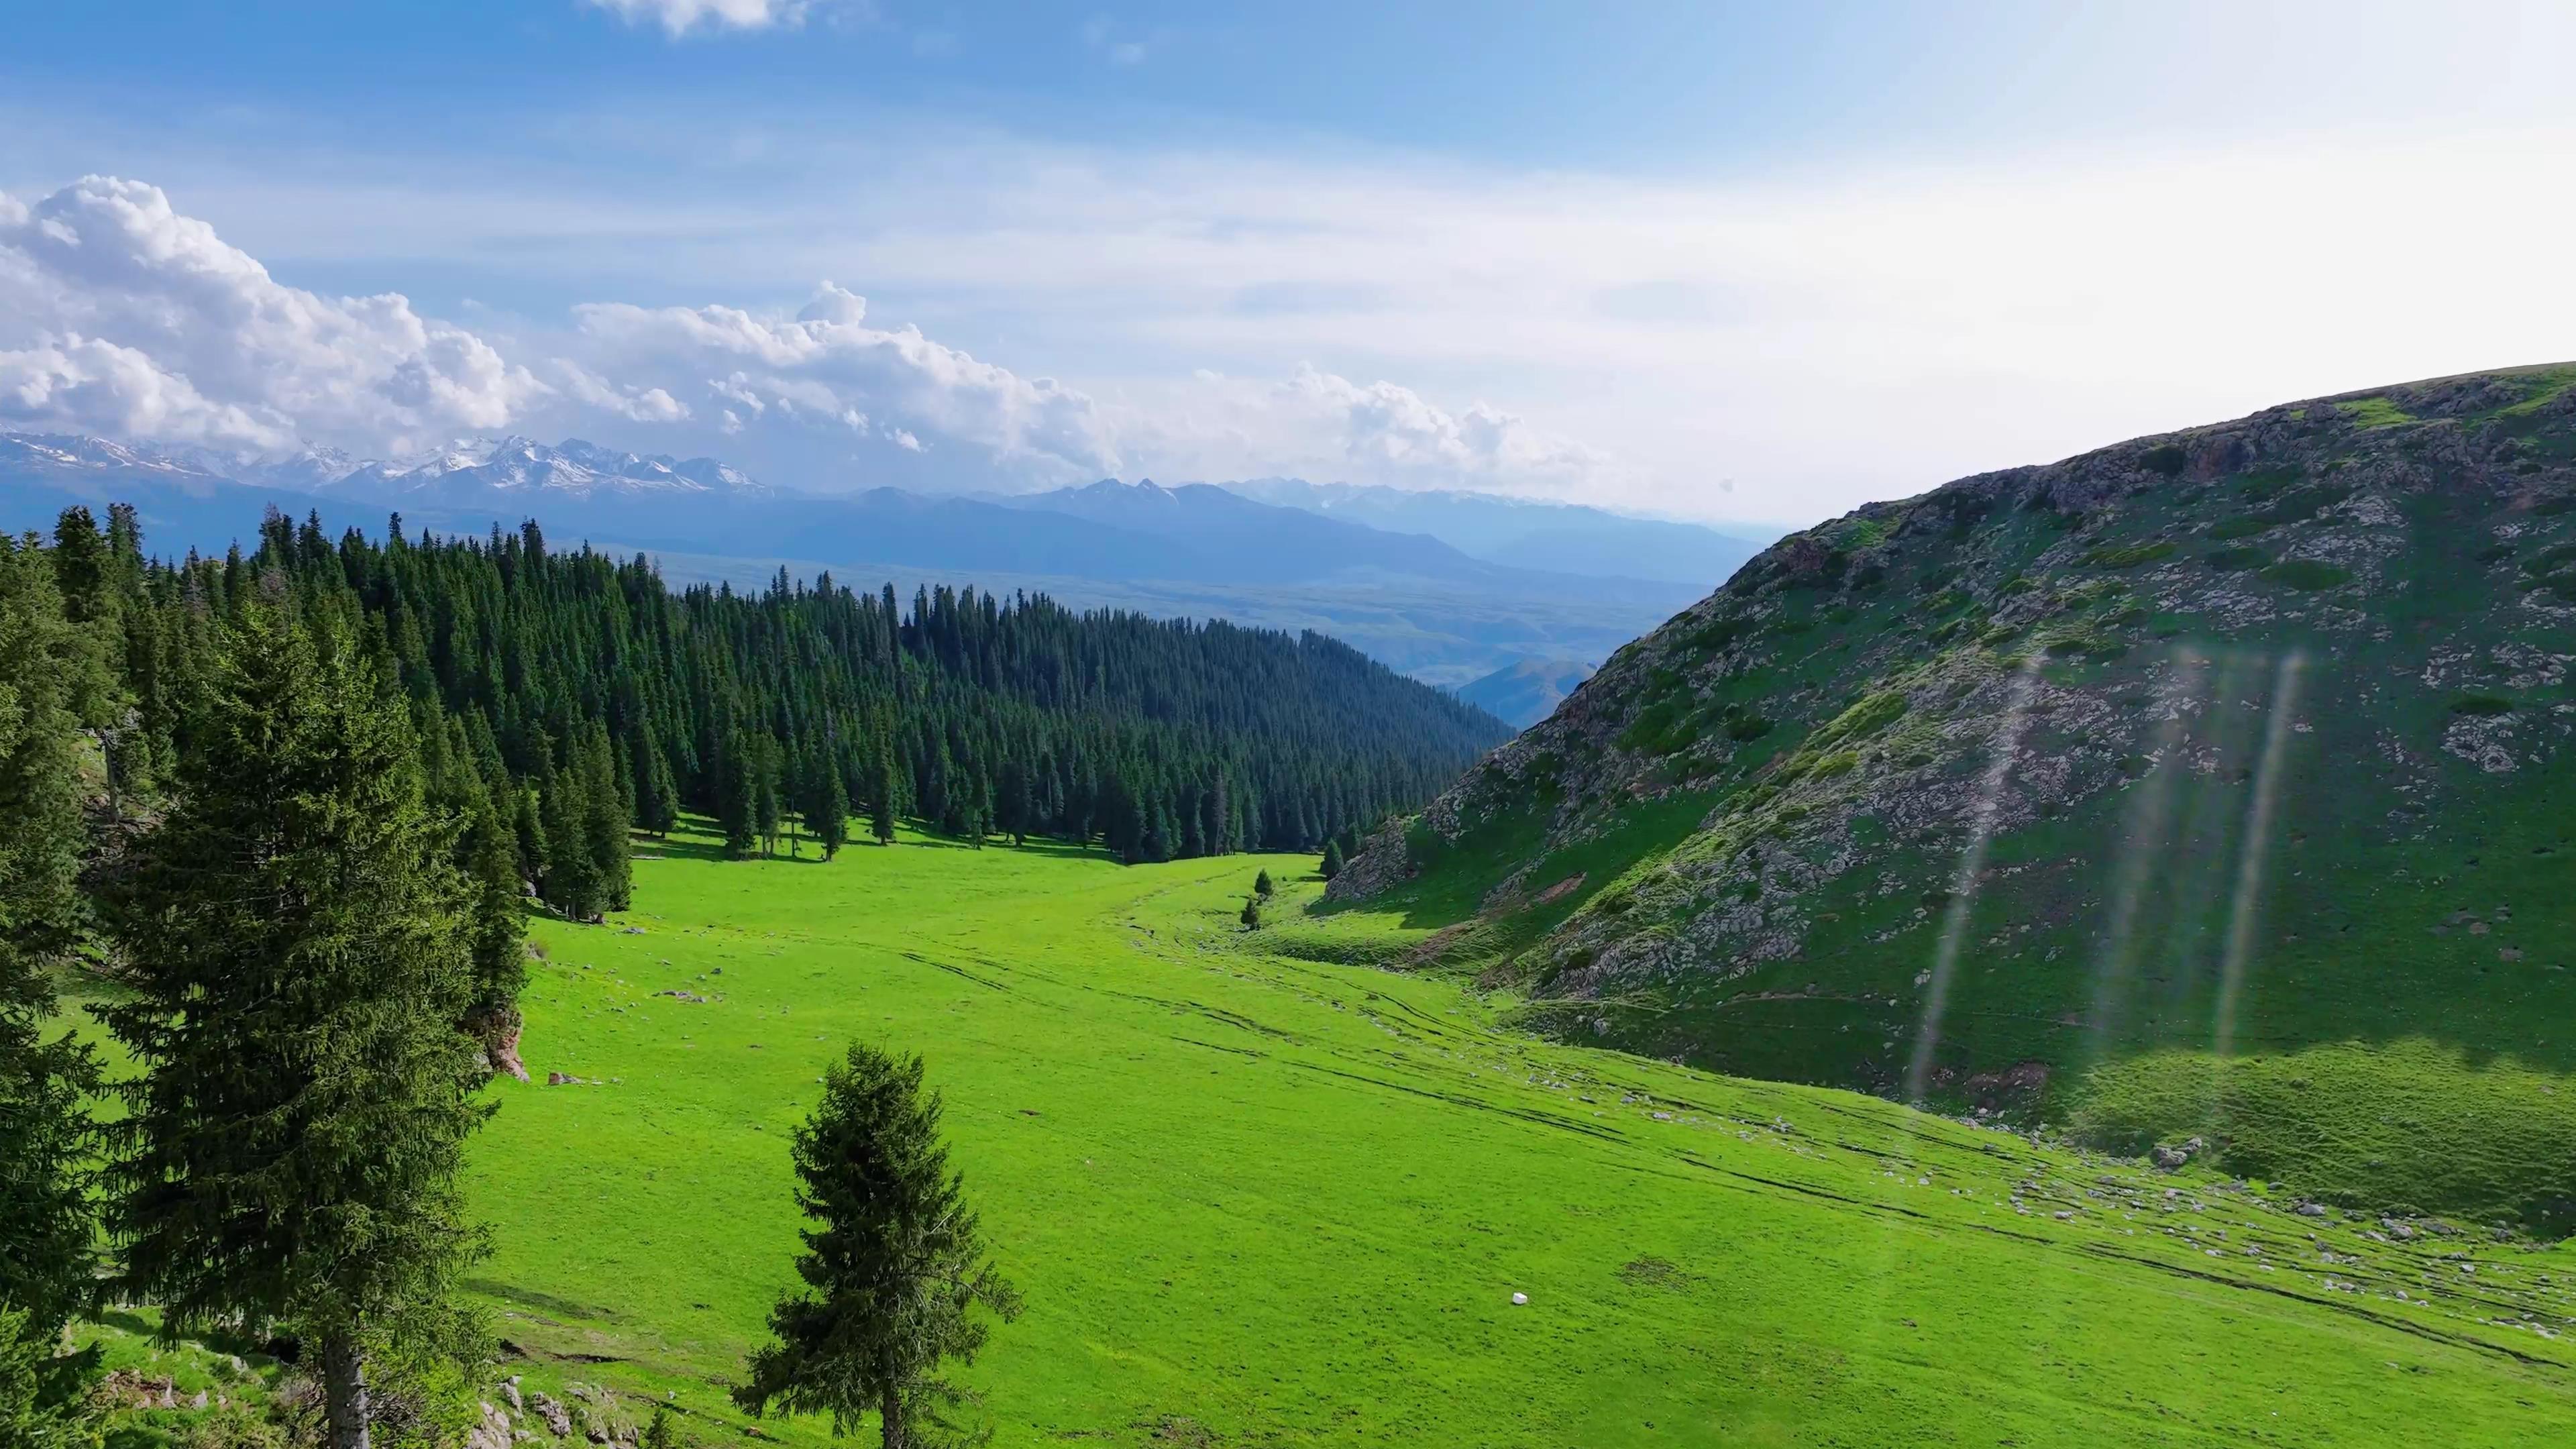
xmin=1329 ymin=365 xmax=2576 ymax=1230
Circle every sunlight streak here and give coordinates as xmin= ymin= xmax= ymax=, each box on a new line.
xmin=2082 ymin=645 xmax=2202 ymax=1065
xmin=2212 ymin=650 xmax=2305 ymax=1062
xmin=1905 ymin=655 xmax=2045 ymax=1104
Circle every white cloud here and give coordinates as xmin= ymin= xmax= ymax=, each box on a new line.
xmin=572 ymin=280 xmax=1126 ymax=478
xmin=0 ymin=173 xmax=1638 ymax=501
xmin=1108 ymin=364 xmax=1616 ymax=496
xmin=550 ymin=358 xmax=690 ymax=422
xmin=0 ymin=176 xmax=544 ymax=453
xmin=585 ymin=0 xmax=818 ymax=36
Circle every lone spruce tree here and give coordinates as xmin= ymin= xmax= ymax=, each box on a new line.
xmin=1320 ymin=839 xmax=1344 ymax=881
xmin=98 ymin=607 xmax=488 ymax=1449
xmin=736 ymin=1044 xmax=1020 ymax=1449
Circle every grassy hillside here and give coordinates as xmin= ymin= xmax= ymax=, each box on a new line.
xmin=1328 ymin=366 xmax=2576 ymax=1230
xmin=74 ymin=824 xmax=2576 ymax=1446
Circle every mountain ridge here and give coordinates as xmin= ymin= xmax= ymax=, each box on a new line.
xmin=1326 ymin=362 xmax=2576 ymax=1229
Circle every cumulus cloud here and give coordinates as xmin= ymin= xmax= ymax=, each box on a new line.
xmin=1279 ymin=366 xmax=1605 ymax=484
xmin=573 ymin=281 xmax=1123 ymax=477
xmin=0 ymin=176 xmax=545 ymax=453
xmin=550 ymin=359 xmax=690 ymax=423
xmin=0 ymin=174 xmax=1623 ymax=500
xmin=585 ymin=0 xmax=820 ymax=36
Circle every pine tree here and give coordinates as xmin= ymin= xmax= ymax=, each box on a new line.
xmin=512 ymin=784 xmax=549 ymax=888
xmin=1239 ymin=896 xmax=1262 ymax=930
xmin=97 ymin=608 xmax=487 ymax=1449
xmin=0 ymin=535 xmax=103 ymax=1377
xmin=1320 ymin=839 xmax=1345 ymax=880
xmin=718 ymin=731 xmax=760 ymax=859
xmin=736 ymin=1044 xmax=1020 ymax=1449
xmin=539 ymin=751 xmax=601 ymax=919
xmin=806 ymin=744 xmax=850 ymax=860
xmin=1253 ymin=869 xmax=1275 ymax=899
xmin=580 ymin=726 xmax=632 ymax=913
xmin=458 ymin=784 xmax=529 ymax=1079
xmin=755 ymin=737 xmax=784 ymax=858
xmin=871 ymin=740 xmax=899 ymax=847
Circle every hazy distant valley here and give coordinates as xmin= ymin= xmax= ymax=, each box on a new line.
xmin=0 ymin=433 xmax=1763 ymax=690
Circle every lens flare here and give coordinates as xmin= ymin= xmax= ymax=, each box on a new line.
xmin=2212 ymin=650 xmax=2304 ymax=1062
xmin=2083 ymin=645 xmax=2202 ymax=1063
xmin=1905 ymin=655 xmax=2043 ymax=1104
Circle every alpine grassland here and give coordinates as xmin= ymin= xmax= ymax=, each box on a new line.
xmin=75 ymin=818 xmax=2574 ymax=1447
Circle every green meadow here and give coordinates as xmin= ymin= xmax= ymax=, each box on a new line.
xmin=77 ymin=822 xmax=2576 ymax=1446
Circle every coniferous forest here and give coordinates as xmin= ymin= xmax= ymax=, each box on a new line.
xmin=0 ymin=499 xmax=1502 ymax=1444
xmin=42 ymin=502 xmax=1505 ymax=902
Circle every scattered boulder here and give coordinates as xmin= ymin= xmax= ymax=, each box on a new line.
xmin=467 ymin=1401 xmax=515 ymax=1449
xmin=1509 ymin=1291 xmax=1529 ymax=1305
xmin=2149 ymin=1136 xmax=2205 ymax=1171
xmin=2295 ymin=1201 xmax=2328 ymax=1218
xmin=529 ymin=1393 xmax=573 ymax=1438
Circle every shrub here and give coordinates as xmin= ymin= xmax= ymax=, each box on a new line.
xmin=2139 ymin=443 xmax=2189 ymax=477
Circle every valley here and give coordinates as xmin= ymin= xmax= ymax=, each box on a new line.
xmin=70 ymin=823 xmax=2576 ymax=1446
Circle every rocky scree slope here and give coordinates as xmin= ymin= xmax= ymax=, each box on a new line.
xmin=1329 ymin=366 xmax=2576 ymax=1228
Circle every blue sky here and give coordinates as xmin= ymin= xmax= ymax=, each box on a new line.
xmin=7 ymin=1 xmax=2576 ymax=524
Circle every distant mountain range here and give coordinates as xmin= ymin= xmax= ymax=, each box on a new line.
xmin=1452 ymin=657 xmax=1597 ymax=729
xmin=1224 ymin=477 xmax=1770 ymax=586
xmin=0 ymin=433 xmax=1760 ymax=694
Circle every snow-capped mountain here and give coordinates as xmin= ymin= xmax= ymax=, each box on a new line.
xmin=1 ymin=432 xmax=773 ymax=502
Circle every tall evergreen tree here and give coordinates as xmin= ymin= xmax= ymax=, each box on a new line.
xmin=580 ymin=725 xmax=632 ymax=913
xmin=718 ymin=729 xmax=761 ymax=859
xmin=456 ymin=784 xmax=530 ymax=1078
xmin=806 ymin=743 xmax=851 ymax=860
xmin=735 ymin=1045 xmax=1020 ymax=1449
xmin=97 ymin=608 xmax=488 ymax=1449
xmin=871 ymin=740 xmax=900 ymax=847
xmin=0 ymin=534 xmax=103 ymax=1393
xmin=539 ymin=750 xmax=602 ymax=919
xmin=1320 ymin=839 xmax=1346 ymax=881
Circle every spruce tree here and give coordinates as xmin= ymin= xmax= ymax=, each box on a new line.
xmin=806 ymin=746 xmax=850 ymax=860
xmin=755 ymin=737 xmax=784 ymax=858
xmin=1253 ymin=868 xmax=1275 ymax=899
xmin=580 ymin=726 xmax=632 ymax=913
xmin=718 ymin=732 xmax=760 ymax=859
xmin=539 ymin=752 xmax=600 ymax=919
xmin=97 ymin=608 xmax=488 ymax=1449
xmin=0 ymin=535 xmax=102 ymax=1377
xmin=1320 ymin=839 xmax=1345 ymax=880
xmin=458 ymin=784 xmax=530 ymax=1079
xmin=736 ymin=1045 xmax=1020 ymax=1449
xmin=1239 ymin=896 xmax=1261 ymax=930
xmin=871 ymin=741 xmax=899 ymax=847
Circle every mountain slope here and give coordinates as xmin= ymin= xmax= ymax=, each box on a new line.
xmin=1329 ymin=364 xmax=2576 ymax=1229
xmin=1455 ymin=655 xmax=1595 ymax=728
